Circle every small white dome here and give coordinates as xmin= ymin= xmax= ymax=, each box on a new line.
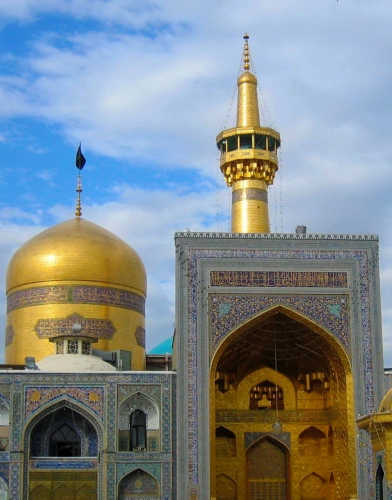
xmin=37 ymin=354 xmax=117 ymax=372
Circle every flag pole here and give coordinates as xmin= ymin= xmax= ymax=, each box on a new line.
xmin=75 ymin=171 xmax=82 ymax=217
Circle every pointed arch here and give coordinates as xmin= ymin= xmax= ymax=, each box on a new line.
xmin=246 ymin=436 xmax=288 ymax=500
xmin=216 ymin=426 xmax=236 ymax=457
xmin=118 ymin=468 xmax=160 ymax=499
xmin=300 ymin=472 xmax=327 ymax=500
xmin=118 ymin=393 xmax=159 ymax=452
xmin=237 ymin=366 xmax=296 ymax=409
xmin=210 ymin=302 xmax=355 ymax=500
xmin=53 ymin=483 xmax=72 ymax=500
xmin=29 ymin=484 xmax=51 ymax=500
xmin=75 ymin=484 xmax=96 ymax=500
xmin=119 ymin=392 xmax=159 ymax=430
xmin=376 ymin=463 xmax=384 ymax=500
xmin=211 ymin=304 xmax=351 ymax=375
xmin=23 ymin=395 xmax=104 ymax=447
xmin=29 ymin=404 xmax=98 ymax=458
xmin=299 ymin=426 xmax=327 ymax=457
xmin=216 ymin=473 xmax=237 ymax=500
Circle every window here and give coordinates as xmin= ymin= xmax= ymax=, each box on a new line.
xmin=67 ymin=340 xmax=79 ymax=354
xmin=217 ymin=140 xmax=226 ymax=155
xmin=130 ymin=410 xmax=147 ymax=451
xmin=55 ymin=339 xmax=92 ymax=355
xmin=254 ymin=134 xmax=266 ymax=150
xmin=240 ymin=135 xmax=252 ymax=149
xmin=267 ymin=136 xmax=281 ymax=152
xmin=82 ymin=341 xmax=91 ymax=355
xmin=56 ymin=341 xmax=64 ymax=354
xmin=49 ymin=424 xmax=81 ymax=457
xmin=376 ymin=463 xmax=384 ymax=500
xmin=227 ymin=136 xmax=237 ymax=152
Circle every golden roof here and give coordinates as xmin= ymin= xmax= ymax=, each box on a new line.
xmin=6 ymin=217 xmax=146 ymax=295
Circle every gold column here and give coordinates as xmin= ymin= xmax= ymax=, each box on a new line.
xmin=231 ymin=179 xmax=269 ymax=233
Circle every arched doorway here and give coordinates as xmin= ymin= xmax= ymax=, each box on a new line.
xmin=246 ymin=438 xmax=287 ymax=500
xmin=210 ymin=306 xmax=354 ymax=500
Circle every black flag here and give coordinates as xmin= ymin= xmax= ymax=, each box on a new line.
xmin=76 ymin=144 xmax=86 ymax=170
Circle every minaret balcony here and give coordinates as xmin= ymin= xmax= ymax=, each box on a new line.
xmin=219 ymin=148 xmax=278 ymax=167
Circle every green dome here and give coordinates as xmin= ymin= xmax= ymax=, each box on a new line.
xmin=149 ymin=337 xmax=173 ymax=355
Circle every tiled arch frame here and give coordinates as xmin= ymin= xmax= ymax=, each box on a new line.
xmin=22 ymin=396 xmax=105 ymax=500
xmin=209 ymin=303 xmax=354 ymax=499
xmin=118 ymin=393 xmax=160 ymax=431
xmin=116 ymin=463 xmax=161 ymax=497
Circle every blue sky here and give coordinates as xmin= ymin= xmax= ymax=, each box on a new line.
xmin=1 ymin=0 xmax=392 ymax=362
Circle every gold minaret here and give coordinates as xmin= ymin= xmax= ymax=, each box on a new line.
xmin=216 ymin=34 xmax=281 ymax=233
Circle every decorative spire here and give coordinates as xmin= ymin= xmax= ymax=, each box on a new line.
xmin=237 ymin=34 xmax=260 ymax=128
xmin=75 ymin=144 xmax=86 ymax=218
xmin=243 ymin=33 xmax=250 ymax=71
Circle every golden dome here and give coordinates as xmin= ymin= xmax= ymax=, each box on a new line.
xmin=379 ymin=388 xmax=392 ymax=412
xmin=6 ymin=217 xmax=146 ymax=295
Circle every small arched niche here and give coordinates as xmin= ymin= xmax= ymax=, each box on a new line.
xmin=299 ymin=426 xmax=327 ymax=456
xmin=118 ymin=469 xmax=160 ymax=499
xmin=300 ymin=472 xmax=327 ymax=500
xmin=118 ymin=393 xmax=159 ymax=452
xmin=29 ymin=484 xmax=51 ymax=500
xmin=216 ymin=473 xmax=237 ymax=500
xmin=250 ymin=380 xmax=284 ymax=410
xmin=216 ymin=426 xmax=236 ymax=457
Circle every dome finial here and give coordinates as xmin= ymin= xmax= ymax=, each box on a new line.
xmin=75 ymin=144 xmax=86 ymax=217
xmin=243 ymin=33 xmax=250 ymax=71
xmin=75 ymin=174 xmax=82 ymax=217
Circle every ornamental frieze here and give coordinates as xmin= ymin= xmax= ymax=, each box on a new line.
xmin=7 ymin=285 xmax=145 ymax=314
xmin=210 ymin=270 xmax=348 ymax=288
xmin=35 ymin=312 xmax=116 ymax=339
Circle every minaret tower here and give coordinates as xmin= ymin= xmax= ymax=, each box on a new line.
xmin=216 ymin=34 xmax=281 ymax=233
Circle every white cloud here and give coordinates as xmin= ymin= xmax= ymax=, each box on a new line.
xmin=1 ymin=0 xmax=392 ymax=365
